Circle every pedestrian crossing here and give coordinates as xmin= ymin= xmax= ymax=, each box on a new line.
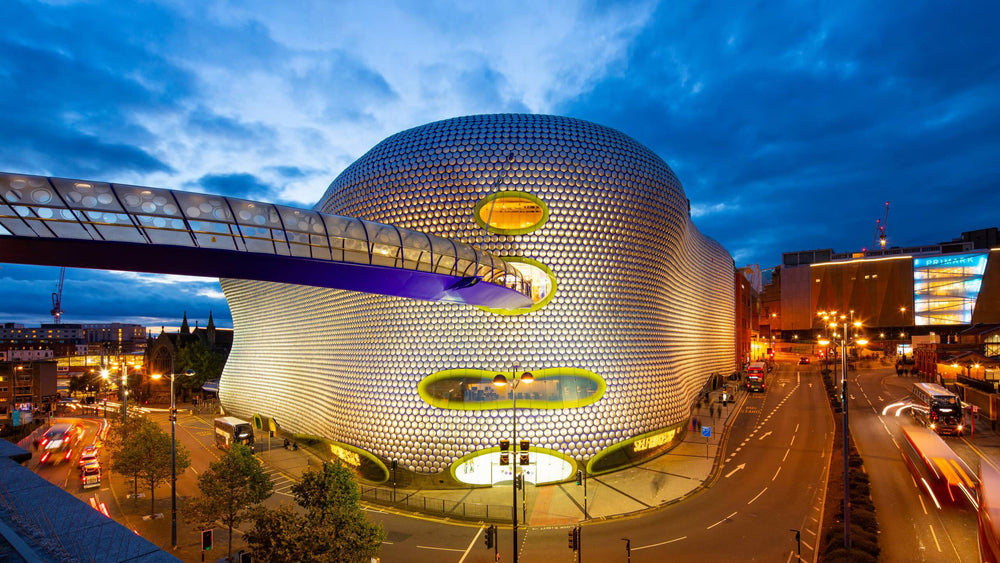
xmin=262 ymin=465 xmax=299 ymax=497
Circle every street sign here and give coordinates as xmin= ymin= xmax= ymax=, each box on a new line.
xmin=701 ymin=426 xmax=712 ymax=438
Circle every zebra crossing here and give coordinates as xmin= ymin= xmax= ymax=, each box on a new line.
xmin=262 ymin=464 xmax=299 ymax=497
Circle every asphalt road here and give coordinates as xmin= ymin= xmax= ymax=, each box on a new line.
xmin=848 ymin=367 xmax=979 ymax=562
xmin=372 ymin=362 xmax=834 ymax=562
xmin=30 ymin=363 xmax=839 ymax=562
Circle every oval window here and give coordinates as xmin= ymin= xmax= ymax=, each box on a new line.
xmin=418 ymin=367 xmax=606 ymax=410
xmin=480 ymin=257 xmax=556 ymax=315
xmin=474 ymin=191 xmax=548 ymax=235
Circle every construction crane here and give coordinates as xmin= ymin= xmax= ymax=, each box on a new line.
xmin=872 ymin=201 xmax=890 ymax=250
xmin=50 ymin=267 xmax=65 ymax=324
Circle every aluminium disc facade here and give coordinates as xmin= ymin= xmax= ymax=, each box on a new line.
xmin=219 ymin=114 xmax=735 ymax=476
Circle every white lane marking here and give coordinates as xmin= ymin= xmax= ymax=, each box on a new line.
xmin=918 ymin=495 xmax=928 ymax=515
xmin=802 ymin=540 xmax=814 ymax=550
xmin=706 ymin=511 xmax=738 ymax=530
xmin=417 ymin=545 xmax=465 ymax=552
xmin=782 ymin=449 xmax=790 ymax=462
xmin=772 ymin=467 xmax=782 ymax=481
xmin=794 ymin=423 xmax=800 ymax=432
xmin=789 ymin=435 xmax=796 ymax=446
xmin=457 ymin=527 xmax=485 ymax=563
xmin=748 ymin=487 xmax=767 ymax=504
xmin=633 ymin=536 xmax=687 ymax=551
xmin=929 ymin=524 xmax=942 ymax=552
xmin=725 ymin=463 xmax=746 ymax=478
xmin=759 ymin=431 xmax=773 ymax=440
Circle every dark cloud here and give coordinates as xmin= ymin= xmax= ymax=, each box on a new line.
xmin=191 ymin=173 xmax=278 ymax=201
xmin=0 ymin=2 xmax=195 ymax=177
xmin=564 ymin=1 xmax=1000 ymax=266
xmin=0 ymin=264 xmax=231 ymax=327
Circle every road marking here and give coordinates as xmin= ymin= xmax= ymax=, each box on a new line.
xmin=929 ymin=524 xmax=942 ymax=552
xmin=748 ymin=487 xmax=767 ymax=504
xmin=725 ymin=463 xmax=746 ymax=478
xmin=772 ymin=467 xmax=782 ymax=481
xmin=789 ymin=435 xmax=796 ymax=446
xmin=918 ymin=495 xmax=927 ymax=515
xmin=633 ymin=536 xmax=686 ymax=551
xmin=802 ymin=540 xmax=814 ymax=550
xmin=417 ymin=545 xmax=465 ymax=552
xmin=706 ymin=511 xmax=737 ymax=530
xmin=457 ymin=527 xmax=485 ymax=563
xmin=759 ymin=431 xmax=773 ymax=440
xmin=782 ymin=449 xmax=790 ymax=462
xmin=794 ymin=423 xmax=799 ymax=432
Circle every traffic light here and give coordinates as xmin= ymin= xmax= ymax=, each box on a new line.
xmin=500 ymin=453 xmax=510 ymax=466
xmin=201 ymin=529 xmax=213 ymax=551
xmin=484 ymin=524 xmax=495 ymax=549
xmin=576 ymin=470 xmax=583 ymax=485
xmin=568 ymin=526 xmax=579 ymax=550
xmin=515 ymin=474 xmax=523 ymax=490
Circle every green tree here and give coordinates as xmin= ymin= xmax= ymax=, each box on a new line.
xmin=186 ymin=444 xmax=272 ymax=562
xmin=133 ymin=421 xmax=191 ymax=516
xmin=107 ymin=414 xmax=157 ymax=503
xmin=245 ymin=460 xmax=384 ymax=562
xmin=174 ymin=339 xmax=226 ymax=398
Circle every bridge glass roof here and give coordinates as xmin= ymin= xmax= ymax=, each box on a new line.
xmin=0 ymin=173 xmax=531 ymax=304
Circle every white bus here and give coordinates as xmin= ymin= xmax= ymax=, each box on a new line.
xmin=910 ymin=382 xmax=964 ymax=436
xmin=214 ymin=416 xmax=255 ymax=452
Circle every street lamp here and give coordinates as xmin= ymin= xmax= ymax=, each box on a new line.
xmin=834 ymin=317 xmax=866 ymax=552
xmin=493 ymin=369 xmax=533 ymax=563
xmin=151 ymin=365 xmax=195 ymax=549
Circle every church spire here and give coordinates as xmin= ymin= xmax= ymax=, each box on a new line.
xmin=180 ymin=311 xmax=190 ymax=335
xmin=207 ymin=311 xmax=215 ymax=331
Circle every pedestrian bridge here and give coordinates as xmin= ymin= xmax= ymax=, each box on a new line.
xmin=0 ymin=172 xmax=533 ymax=309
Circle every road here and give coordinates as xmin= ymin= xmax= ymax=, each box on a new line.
xmin=30 ymin=363 xmax=841 ymax=562
xmin=373 ymin=362 xmax=834 ymax=562
xmin=848 ymin=367 xmax=979 ymax=562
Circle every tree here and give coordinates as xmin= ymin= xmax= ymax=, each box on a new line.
xmin=245 ymin=460 xmax=385 ymax=562
xmin=186 ymin=444 xmax=272 ymax=562
xmin=107 ymin=414 xmax=157 ymax=503
xmin=174 ymin=339 xmax=226 ymax=399
xmin=107 ymin=414 xmax=191 ymax=516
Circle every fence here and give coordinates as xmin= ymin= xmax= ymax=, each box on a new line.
xmin=359 ymin=485 xmax=512 ymax=523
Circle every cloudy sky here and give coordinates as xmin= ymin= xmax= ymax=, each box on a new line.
xmin=1 ymin=1 xmax=998 ymax=328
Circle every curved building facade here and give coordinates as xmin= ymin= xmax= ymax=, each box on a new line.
xmin=220 ymin=114 xmax=735 ymax=482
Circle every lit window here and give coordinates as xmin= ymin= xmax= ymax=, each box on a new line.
xmin=474 ymin=191 xmax=548 ymax=235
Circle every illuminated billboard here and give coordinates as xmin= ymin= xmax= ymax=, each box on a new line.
xmin=914 ymin=252 xmax=988 ymax=325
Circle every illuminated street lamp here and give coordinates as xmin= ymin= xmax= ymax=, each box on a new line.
xmin=834 ymin=316 xmax=866 ymax=552
xmin=493 ymin=369 xmax=533 ymax=563
xmin=151 ymin=365 xmax=195 ymax=550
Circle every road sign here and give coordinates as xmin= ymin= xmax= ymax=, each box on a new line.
xmin=701 ymin=426 xmax=712 ymax=438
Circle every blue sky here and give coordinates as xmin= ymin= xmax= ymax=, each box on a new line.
xmin=1 ymin=1 xmax=998 ymax=328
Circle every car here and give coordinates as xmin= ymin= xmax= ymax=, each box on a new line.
xmin=78 ymin=445 xmax=99 ymax=469
xmin=80 ymin=461 xmax=101 ymax=489
xmin=798 ymin=356 xmax=810 ymax=365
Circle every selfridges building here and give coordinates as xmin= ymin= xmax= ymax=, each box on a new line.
xmin=220 ymin=114 xmax=735 ymax=485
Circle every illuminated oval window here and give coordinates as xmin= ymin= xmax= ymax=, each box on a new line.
xmin=474 ymin=191 xmax=548 ymax=235
xmin=418 ymin=367 xmax=605 ymax=410
xmin=481 ymin=257 xmax=556 ymax=316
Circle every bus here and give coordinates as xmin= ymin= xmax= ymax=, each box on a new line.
xmin=978 ymin=462 xmax=1000 ymax=562
xmin=747 ymin=361 xmax=766 ymax=392
xmin=901 ymin=426 xmax=977 ymax=508
xmin=910 ymin=382 xmax=964 ymax=435
xmin=39 ymin=422 xmax=83 ymax=464
xmin=214 ymin=416 xmax=255 ymax=452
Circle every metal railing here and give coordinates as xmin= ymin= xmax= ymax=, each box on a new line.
xmin=359 ymin=485 xmax=512 ymax=523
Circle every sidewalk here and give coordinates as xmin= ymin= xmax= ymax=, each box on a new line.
xmin=252 ymin=383 xmax=749 ymax=528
